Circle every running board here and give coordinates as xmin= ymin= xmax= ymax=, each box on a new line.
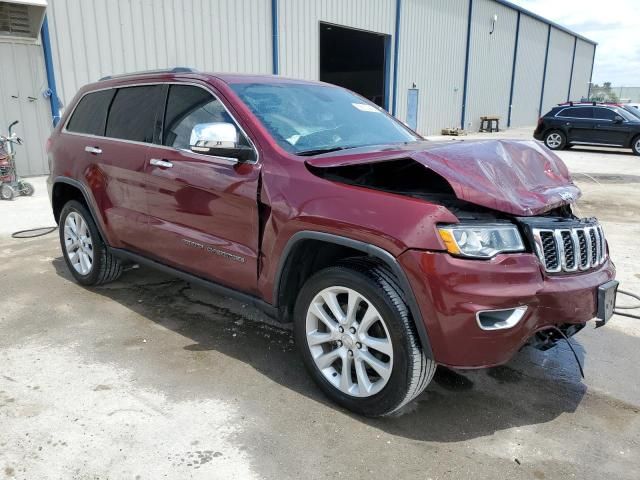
xmin=109 ymin=247 xmax=280 ymax=321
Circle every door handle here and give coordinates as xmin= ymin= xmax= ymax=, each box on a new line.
xmin=150 ymin=158 xmax=173 ymax=168
xmin=85 ymin=146 xmax=102 ymax=154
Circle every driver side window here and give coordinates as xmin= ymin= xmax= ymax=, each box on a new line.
xmin=162 ymin=85 xmax=248 ymax=150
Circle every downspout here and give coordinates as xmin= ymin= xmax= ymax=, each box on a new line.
xmin=391 ymin=0 xmax=401 ymax=116
xmin=40 ymin=15 xmax=61 ymax=126
xmin=460 ymin=0 xmax=473 ymax=130
xmin=507 ymin=11 xmax=520 ymax=128
xmin=271 ymin=0 xmax=279 ymax=75
xmin=587 ymin=44 xmax=596 ymax=100
xmin=567 ymin=36 xmax=577 ymax=101
xmin=538 ymin=24 xmax=551 ymax=116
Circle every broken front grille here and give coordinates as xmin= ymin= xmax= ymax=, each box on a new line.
xmin=532 ymin=223 xmax=606 ymax=273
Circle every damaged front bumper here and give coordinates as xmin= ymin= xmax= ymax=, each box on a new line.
xmin=398 ymin=250 xmax=616 ymax=368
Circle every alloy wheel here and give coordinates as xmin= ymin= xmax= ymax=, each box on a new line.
xmin=305 ymin=286 xmax=393 ymax=397
xmin=64 ymin=211 xmax=94 ymax=275
xmin=546 ymin=132 xmax=562 ymax=149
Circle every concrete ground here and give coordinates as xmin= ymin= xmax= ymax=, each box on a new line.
xmin=1 ymin=135 xmax=639 ymax=479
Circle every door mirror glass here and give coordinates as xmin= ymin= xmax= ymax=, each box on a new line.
xmin=613 ymin=115 xmax=624 ymax=124
xmin=190 ymin=122 xmax=254 ymax=161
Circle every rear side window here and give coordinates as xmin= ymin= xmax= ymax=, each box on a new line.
xmin=162 ymin=85 xmax=238 ymax=149
xmin=558 ymin=107 xmax=593 ymax=119
xmin=106 ymin=85 xmax=163 ymax=143
xmin=66 ymin=90 xmax=115 ymax=135
xmin=594 ymin=108 xmax=616 ymax=120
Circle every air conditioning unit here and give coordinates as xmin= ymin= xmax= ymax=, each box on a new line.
xmin=0 ymin=0 xmax=47 ymax=41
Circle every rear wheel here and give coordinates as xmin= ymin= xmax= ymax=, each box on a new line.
xmin=59 ymin=200 xmax=123 ymax=286
xmin=0 ymin=183 xmax=15 ymax=200
xmin=294 ymin=260 xmax=436 ymax=417
xmin=544 ymin=130 xmax=566 ymax=150
xmin=631 ymin=135 xmax=640 ymax=156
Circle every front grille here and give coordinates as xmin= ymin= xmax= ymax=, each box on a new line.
xmin=531 ymin=223 xmax=607 ymax=274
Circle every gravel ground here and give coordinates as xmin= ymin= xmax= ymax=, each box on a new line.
xmin=1 ymin=132 xmax=639 ymax=479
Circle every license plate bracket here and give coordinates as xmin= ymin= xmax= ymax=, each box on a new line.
xmin=596 ymin=280 xmax=619 ymax=328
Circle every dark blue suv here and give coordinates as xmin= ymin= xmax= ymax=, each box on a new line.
xmin=534 ymin=102 xmax=640 ymax=155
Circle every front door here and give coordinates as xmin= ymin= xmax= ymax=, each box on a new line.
xmin=144 ymin=84 xmax=261 ymax=294
xmin=593 ymin=107 xmax=632 ymax=146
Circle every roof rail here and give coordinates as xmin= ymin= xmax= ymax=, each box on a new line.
xmin=99 ymin=67 xmax=198 ymax=81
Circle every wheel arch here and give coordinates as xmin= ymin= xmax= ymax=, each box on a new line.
xmin=274 ymin=231 xmax=434 ymax=359
xmin=51 ymin=177 xmax=108 ymax=244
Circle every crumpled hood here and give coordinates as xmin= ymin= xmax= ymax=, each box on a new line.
xmin=305 ymin=139 xmax=581 ymax=216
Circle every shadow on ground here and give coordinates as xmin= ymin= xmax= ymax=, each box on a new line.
xmin=52 ymin=257 xmax=588 ymax=443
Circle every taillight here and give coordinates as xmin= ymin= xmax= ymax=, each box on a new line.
xmin=537 ymin=117 xmax=543 ymax=127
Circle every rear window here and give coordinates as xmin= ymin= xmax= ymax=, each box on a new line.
xmin=105 ymin=85 xmax=164 ymax=143
xmin=66 ymin=90 xmax=115 ymax=136
xmin=557 ymin=107 xmax=593 ymax=119
xmin=594 ymin=108 xmax=617 ymax=121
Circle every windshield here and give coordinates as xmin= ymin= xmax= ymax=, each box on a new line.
xmin=230 ymin=82 xmax=419 ymax=155
xmin=623 ymin=105 xmax=640 ymax=120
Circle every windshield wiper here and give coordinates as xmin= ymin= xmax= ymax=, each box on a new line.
xmin=296 ymin=146 xmax=352 ymax=156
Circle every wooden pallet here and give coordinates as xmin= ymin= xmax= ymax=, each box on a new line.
xmin=441 ymin=127 xmax=467 ymax=136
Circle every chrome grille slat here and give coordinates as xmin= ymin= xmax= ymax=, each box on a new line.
xmin=532 ymin=222 xmax=607 ymax=274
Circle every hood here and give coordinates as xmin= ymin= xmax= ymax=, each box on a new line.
xmin=305 ymin=139 xmax=581 ymax=216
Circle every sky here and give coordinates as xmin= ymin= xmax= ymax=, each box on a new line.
xmin=511 ymin=0 xmax=640 ymax=86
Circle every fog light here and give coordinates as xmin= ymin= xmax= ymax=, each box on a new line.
xmin=476 ymin=306 xmax=527 ymax=331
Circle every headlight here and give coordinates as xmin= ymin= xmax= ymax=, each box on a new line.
xmin=438 ymin=223 xmax=525 ymax=258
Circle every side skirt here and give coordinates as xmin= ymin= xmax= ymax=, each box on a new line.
xmin=109 ymin=247 xmax=280 ymax=321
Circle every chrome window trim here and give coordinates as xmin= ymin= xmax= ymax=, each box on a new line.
xmin=61 ymin=80 xmax=259 ymax=165
xmin=554 ymin=105 xmax=624 ymax=122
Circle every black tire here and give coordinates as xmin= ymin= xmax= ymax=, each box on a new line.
xmin=544 ymin=130 xmax=567 ymax=150
xmin=1 ymin=183 xmax=15 ymax=200
xmin=59 ymin=200 xmax=123 ymax=286
xmin=294 ymin=259 xmax=436 ymax=417
xmin=21 ymin=181 xmax=34 ymax=196
xmin=631 ymin=135 xmax=640 ymax=156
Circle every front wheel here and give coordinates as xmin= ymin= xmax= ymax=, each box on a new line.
xmin=294 ymin=260 xmax=436 ymax=417
xmin=59 ymin=200 xmax=123 ymax=286
xmin=20 ymin=181 xmax=34 ymax=196
xmin=544 ymin=130 xmax=566 ymax=150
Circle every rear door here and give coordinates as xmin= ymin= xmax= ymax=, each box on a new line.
xmin=555 ymin=106 xmax=594 ymax=143
xmin=87 ymin=84 xmax=164 ymax=253
xmin=144 ymin=83 xmax=261 ymax=294
xmin=593 ymin=107 xmax=633 ymax=146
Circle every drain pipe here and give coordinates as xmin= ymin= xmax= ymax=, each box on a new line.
xmin=40 ymin=15 xmax=61 ymax=127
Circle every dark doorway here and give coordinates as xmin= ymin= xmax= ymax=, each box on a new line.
xmin=320 ymin=23 xmax=389 ymax=109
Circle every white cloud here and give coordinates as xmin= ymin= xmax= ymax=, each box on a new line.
xmin=511 ymin=0 xmax=640 ymax=86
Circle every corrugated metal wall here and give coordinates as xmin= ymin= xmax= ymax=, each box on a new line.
xmin=277 ymin=0 xmax=396 ymax=81
xmin=395 ymin=0 xmax=468 ymax=134
xmin=464 ymin=0 xmax=518 ymax=131
xmin=510 ymin=14 xmax=547 ymax=127
xmin=540 ymin=27 xmax=575 ymax=114
xmin=47 ymin=0 xmax=273 ymax=108
xmin=0 ymin=40 xmax=52 ymax=176
xmin=569 ymin=39 xmax=595 ymax=101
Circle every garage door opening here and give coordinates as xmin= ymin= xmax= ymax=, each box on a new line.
xmin=320 ymin=23 xmax=389 ymax=109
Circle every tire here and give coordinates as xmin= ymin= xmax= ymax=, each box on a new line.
xmin=631 ymin=135 xmax=640 ymax=156
xmin=544 ymin=130 xmax=567 ymax=150
xmin=59 ymin=200 xmax=123 ymax=286
xmin=294 ymin=259 xmax=436 ymax=417
xmin=20 ymin=181 xmax=34 ymax=196
xmin=0 ymin=183 xmax=15 ymax=200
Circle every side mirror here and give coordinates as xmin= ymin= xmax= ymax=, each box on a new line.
xmin=614 ymin=115 xmax=624 ymax=124
xmin=190 ymin=122 xmax=255 ymax=162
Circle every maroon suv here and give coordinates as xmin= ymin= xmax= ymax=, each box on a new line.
xmin=47 ymin=68 xmax=617 ymax=416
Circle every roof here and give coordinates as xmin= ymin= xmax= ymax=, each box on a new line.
xmin=495 ymin=0 xmax=597 ymax=45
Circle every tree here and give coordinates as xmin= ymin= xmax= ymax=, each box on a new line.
xmin=589 ymin=82 xmax=619 ymax=103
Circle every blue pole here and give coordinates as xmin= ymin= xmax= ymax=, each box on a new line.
xmin=461 ymin=0 xmax=473 ymax=130
xmin=507 ymin=11 xmax=520 ymax=128
xmin=40 ymin=15 xmax=61 ymax=126
xmin=391 ymin=0 xmax=401 ymax=116
xmin=538 ymin=25 xmax=551 ymax=116
xmin=271 ymin=0 xmax=279 ymax=75
xmin=567 ymin=36 xmax=577 ymax=101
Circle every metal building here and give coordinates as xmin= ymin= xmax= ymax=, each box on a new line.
xmin=0 ymin=0 xmax=596 ymax=176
